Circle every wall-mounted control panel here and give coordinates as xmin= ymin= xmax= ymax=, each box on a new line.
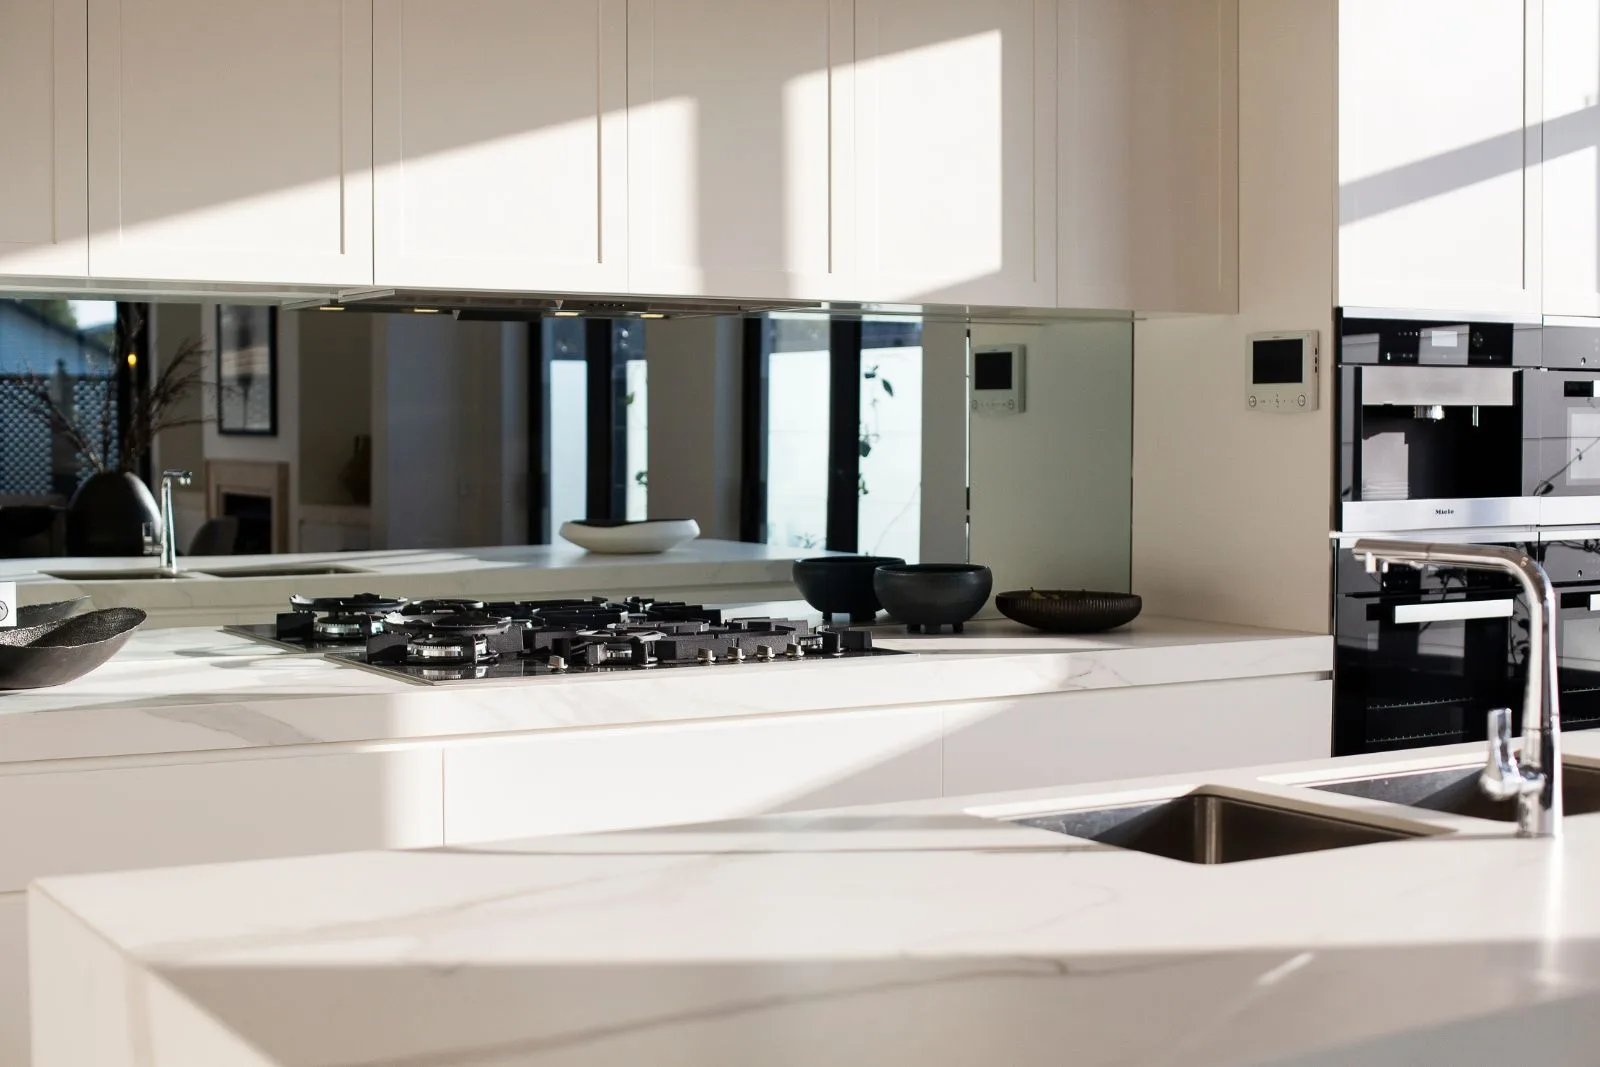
xmin=1247 ymin=331 xmax=1319 ymax=413
xmin=972 ymin=344 xmax=1026 ymax=415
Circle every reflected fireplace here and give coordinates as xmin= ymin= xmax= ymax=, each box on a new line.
xmin=206 ymin=459 xmax=290 ymax=553
xmin=221 ymin=492 xmax=273 ymax=554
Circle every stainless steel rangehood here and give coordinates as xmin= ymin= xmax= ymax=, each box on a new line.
xmin=291 ymin=289 xmax=826 ymax=319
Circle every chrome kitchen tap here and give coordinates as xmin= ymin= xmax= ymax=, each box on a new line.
xmin=159 ymin=469 xmax=193 ymax=575
xmin=1352 ymin=539 xmax=1562 ymax=838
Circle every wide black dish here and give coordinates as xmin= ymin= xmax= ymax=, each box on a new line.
xmin=0 ymin=607 xmax=147 ymax=690
xmin=17 ymin=596 xmax=93 ymax=627
xmin=995 ymin=590 xmax=1143 ymax=634
xmin=873 ymin=563 xmax=993 ymax=633
xmin=792 ymin=555 xmax=905 ymax=622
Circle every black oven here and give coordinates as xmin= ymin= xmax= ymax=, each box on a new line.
xmin=1526 ymin=326 xmax=1600 ymax=526
xmin=1333 ymin=539 xmax=1530 ymax=756
xmin=1337 ymin=316 xmax=1541 ymax=533
xmin=1535 ymin=532 xmax=1600 ymax=735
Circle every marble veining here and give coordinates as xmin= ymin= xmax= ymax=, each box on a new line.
xmin=32 ymin=735 xmax=1600 ymax=1066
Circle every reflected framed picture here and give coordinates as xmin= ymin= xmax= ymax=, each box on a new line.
xmin=216 ymin=305 xmax=278 ymax=436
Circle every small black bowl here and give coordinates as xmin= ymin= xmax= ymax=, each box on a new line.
xmin=995 ymin=590 xmax=1142 ymax=634
xmin=792 ymin=555 xmax=905 ymax=623
xmin=0 ymin=607 xmax=147 ymax=690
xmin=874 ymin=563 xmax=993 ymax=633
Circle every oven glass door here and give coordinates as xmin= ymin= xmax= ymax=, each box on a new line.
xmin=1335 ymin=591 xmax=1524 ymax=755
xmin=1557 ymin=589 xmax=1600 ymax=733
xmin=1528 ymin=371 xmax=1600 ymax=501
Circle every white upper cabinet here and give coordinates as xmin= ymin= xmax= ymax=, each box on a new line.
xmin=852 ymin=0 xmax=1057 ymax=307
xmin=1542 ymin=0 xmax=1600 ymax=318
xmin=1339 ymin=0 xmax=1540 ymax=317
xmin=374 ymin=0 xmax=627 ymax=293
xmin=0 ymin=0 xmax=88 ymax=278
xmin=86 ymin=0 xmax=374 ymax=285
xmin=1058 ymin=0 xmax=1238 ymax=313
xmin=627 ymin=0 xmax=852 ymax=300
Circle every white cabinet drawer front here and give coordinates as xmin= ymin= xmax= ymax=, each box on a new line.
xmin=943 ymin=676 xmax=1331 ymax=797
xmin=0 ymin=751 xmax=442 ymax=893
xmin=0 ymin=894 xmax=24 ymax=1067
xmin=0 ymin=0 xmax=88 ymax=277
xmin=627 ymin=0 xmax=852 ymax=299
xmin=374 ymin=0 xmax=627 ymax=291
xmin=87 ymin=0 xmax=374 ymax=284
xmin=444 ymin=709 xmax=944 ymax=843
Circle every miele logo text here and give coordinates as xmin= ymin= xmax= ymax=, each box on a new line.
xmin=1435 ymin=508 xmax=1455 ymax=515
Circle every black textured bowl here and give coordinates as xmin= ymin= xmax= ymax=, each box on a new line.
xmin=0 ymin=607 xmax=147 ymax=690
xmin=792 ymin=555 xmax=905 ymax=622
xmin=873 ymin=564 xmax=993 ymax=633
xmin=995 ymin=590 xmax=1143 ymax=634
xmin=17 ymin=596 xmax=93 ymax=627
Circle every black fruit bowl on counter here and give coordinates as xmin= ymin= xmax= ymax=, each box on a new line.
xmin=0 ymin=607 xmax=147 ymax=690
xmin=995 ymin=590 xmax=1142 ymax=634
xmin=873 ymin=563 xmax=993 ymax=633
xmin=792 ymin=555 xmax=905 ymax=622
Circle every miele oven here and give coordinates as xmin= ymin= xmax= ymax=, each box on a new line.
xmin=1535 ymin=529 xmax=1600 ymax=736
xmin=1338 ymin=315 xmax=1541 ymax=533
xmin=1333 ymin=532 xmax=1531 ymax=756
xmin=1526 ymin=325 xmax=1600 ymax=526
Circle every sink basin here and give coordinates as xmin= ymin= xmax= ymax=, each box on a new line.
xmin=1012 ymin=788 xmax=1430 ymax=864
xmin=42 ymin=569 xmax=191 ymax=581
xmin=1312 ymin=761 xmax=1600 ymax=822
xmin=194 ymin=564 xmax=370 ymax=577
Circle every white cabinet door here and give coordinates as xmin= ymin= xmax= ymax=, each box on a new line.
xmin=0 ymin=894 xmax=24 ymax=1067
xmin=1543 ymin=0 xmax=1600 ymax=317
xmin=853 ymin=0 xmax=1056 ymax=306
xmin=1058 ymin=0 xmax=1238 ymax=313
xmin=444 ymin=709 xmax=945 ymax=844
xmin=0 ymin=0 xmax=87 ymax=278
xmin=373 ymin=0 xmax=627 ymax=292
xmin=1339 ymin=0 xmax=1540 ymax=317
xmin=627 ymin=0 xmax=852 ymax=300
xmin=86 ymin=0 xmax=373 ymax=285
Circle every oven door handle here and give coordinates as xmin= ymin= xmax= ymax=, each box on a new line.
xmin=1392 ymin=599 xmax=1516 ymax=624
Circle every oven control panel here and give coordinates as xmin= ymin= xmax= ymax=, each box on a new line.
xmin=1247 ymin=331 xmax=1319 ymax=413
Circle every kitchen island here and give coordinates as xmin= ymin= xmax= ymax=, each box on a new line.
xmin=30 ymin=735 xmax=1600 ymax=1067
xmin=4 ymin=539 xmax=821 ymax=628
xmin=0 ymin=612 xmax=1330 ymax=1065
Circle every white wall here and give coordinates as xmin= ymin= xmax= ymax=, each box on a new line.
xmin=644 ymin=316 xmax=743 ymax=539
xmin=918 ymin=319 xmax=969 ymax=564
xmin=297 ymin=311 xmax=372 ymax=507
xmin=1130 ymin=0 xmax=1337 ymax=635
xmin=928 ymin=316 xmax=1139 ymax=601
xmin=370 ymin=314 xmax=528 ymax=550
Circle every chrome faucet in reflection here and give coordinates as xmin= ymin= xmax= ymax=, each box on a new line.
xmin=1352 ymin=538 xmax=1562 ymax=839
xmin=159 ymin=469 xmax=193 ymax=576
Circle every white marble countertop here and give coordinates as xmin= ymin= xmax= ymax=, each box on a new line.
xmin=32 ymin=735 xmax=1600 ymax=1067
xmin=0 ymin=610 xmax=1329 ymax=767
xmin=5 ymin=540 xmax=824 ymax=627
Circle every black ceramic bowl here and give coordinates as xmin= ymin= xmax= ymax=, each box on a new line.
xmin=0 ymin=607 xmax=147 ymax=690
xmin=873 ymin=563 xmax=993 ymax=633
xmin=792 ymin=555 xmax=905 ymax=622
xmin=16 ymin=596 xmax=92 ymax=628
xmin=995 ymin=590 xmax=1143 ymax=634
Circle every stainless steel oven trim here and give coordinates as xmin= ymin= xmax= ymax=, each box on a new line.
xmin=1342 ymin=498 xmax=1541 ymax=533
xmin=1359 ymin=365 xmax=1516 ymax=407
xmin=1537 ymin=498 xmax=1600 ymax=528
xmin=1392 ymin=599 xmax=1516 ymax=625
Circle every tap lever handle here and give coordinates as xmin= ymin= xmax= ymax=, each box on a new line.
xmin=161 ymin=469 xmax=193 ymax=488
xmin=1481 ymin=707 xmax=1541 ymax=801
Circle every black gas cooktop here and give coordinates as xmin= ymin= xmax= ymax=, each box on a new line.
xmin=223 ymin=594 xmax=903 ymax=685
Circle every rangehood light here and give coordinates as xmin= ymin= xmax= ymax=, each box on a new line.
xmin=637 ymin=312 xmax=667 ymax=319
xmin=317 ymin=305 xmax=345 ymax=311
xmin=551 ymin=310 xmax=582 ymax=317
xmin=411 ymin=307 xmax=441 ymax=314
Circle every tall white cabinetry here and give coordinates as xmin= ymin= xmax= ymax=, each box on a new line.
xmin=1542 ymin=0 xmax=1600 ymax=318
xmin=373 ymin=0 xmax=628 ymax=293
xmin=852 ymin=0 xmax=1057 ymax=306
xmin=626 ymin=0 xmax=852 ymax=301
xmin=85 ymin=0 xmax=374 ymax=285
xmin=1339 ymin=0 xmax=1541 ymax=317
xmin=0 ymin=0 xmax=87 ymax=278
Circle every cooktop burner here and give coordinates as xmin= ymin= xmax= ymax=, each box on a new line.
xmin=224 ymin=593 xmax=906 ymax=681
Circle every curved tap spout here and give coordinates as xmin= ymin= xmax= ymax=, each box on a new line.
xmin=159 ymin=469 xmax=193 ymax=575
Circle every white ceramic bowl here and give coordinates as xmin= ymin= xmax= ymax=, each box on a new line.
xmin=558 ymin=518 xmax=700 ymax=554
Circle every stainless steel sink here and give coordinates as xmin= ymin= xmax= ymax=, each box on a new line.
xmin=1313 ymin=761 xmax=1600 ymax=822
xmin=42 ymin=569 xmax=192 ymax=581
xmin=1013 ymin=788 xmax=1430 ymax=864
xmin=194 ymin=564 xmax=370 ymax=577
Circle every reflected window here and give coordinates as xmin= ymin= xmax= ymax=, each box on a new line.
xmin=543 ymin=319 xmax=589 ymax=537
xmin=760 ymin=316 xmax=831 ymax=551
xmin=859 ymin=320 xmax=922 ymax=560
